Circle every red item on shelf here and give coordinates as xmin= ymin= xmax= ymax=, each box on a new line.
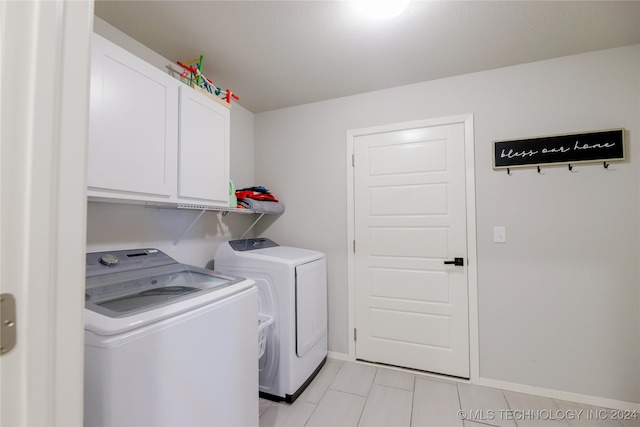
xmin=235 ymin=190 xmax=278 ymax=202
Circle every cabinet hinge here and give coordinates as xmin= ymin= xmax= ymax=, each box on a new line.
xmin=353 ymin=240 xmax=356 ymax=252
xmin=354 ymin=328 xmax=357 ymax=341
xmin=352 ymin=154 xmax=355 ymax=167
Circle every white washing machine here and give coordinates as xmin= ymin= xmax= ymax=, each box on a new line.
xmin=84 ymin=248 xmax=258 ymax=427
xmin=215 ymin=238 xmax=327 ymax=403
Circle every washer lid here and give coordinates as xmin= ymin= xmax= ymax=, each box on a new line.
xmin=85 ymin=263 xmax=243 ymax=319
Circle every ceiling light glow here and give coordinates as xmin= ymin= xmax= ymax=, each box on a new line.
xmin=351 ymin=0 xmax=410 ymax=20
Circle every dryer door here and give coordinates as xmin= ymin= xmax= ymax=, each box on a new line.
xmin=295 ymin=258 xmax=327 ymax=357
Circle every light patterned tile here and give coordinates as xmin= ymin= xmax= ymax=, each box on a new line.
xmin=412 ymin=378 xmax=463 ymax=427
xmin=374 ymin=367 xmax=415 ymax=391
xmin=619 ymin=415 xmax=640 ymax=427
xmin=306 ymin=389 xmax=367 ymax=427
xmin=259 ymin=400 xmax=316 ymax=427
xmin=553 ymin=400 xmax=629 ymax=427
xmin=329 ymin=362 xmax=377 ymax=397
xmin=503 ymin=390 xmax=569 ymax=427
xmin=358 ymin=384 xmax=413 ymax=427
xmin=299 ymin=359 xmax=343 ymax=404
xmin=458 ymin=383 xmax=516 ymax=427
xmin=259 ymin=397 xmax=273 ymax=416
xmin=289 ymin=358 xmax=638 ymax=427
xmin=464 ymin=421 xmax=500 ymax=427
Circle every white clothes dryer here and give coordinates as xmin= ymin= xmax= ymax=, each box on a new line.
xmin=215 ymin=238 xmax=327 ymax=403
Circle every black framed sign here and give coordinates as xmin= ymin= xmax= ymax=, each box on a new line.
xmin=493 ymin=129 xmax=625 ymax=169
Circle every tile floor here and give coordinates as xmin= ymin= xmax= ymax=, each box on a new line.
xmin=259 ymin=359 xmax=640 ymax=427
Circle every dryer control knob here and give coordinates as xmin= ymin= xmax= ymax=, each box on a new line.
xmin=99 ymin=254 xmax=119 ymax=267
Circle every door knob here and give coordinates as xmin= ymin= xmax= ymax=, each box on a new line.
xmin=444 ymin=258 xmax=464 ymax=266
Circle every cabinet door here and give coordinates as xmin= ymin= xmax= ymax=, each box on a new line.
xmin=178 ymin=86 xmax=230 ymax=206
xmin=88 ymin=33 xmax=177 ymax=200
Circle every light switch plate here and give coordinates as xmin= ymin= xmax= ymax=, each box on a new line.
xmin=494 ymin=226 xmax=506 ymax=243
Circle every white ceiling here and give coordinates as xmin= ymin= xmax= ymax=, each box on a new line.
xmin=95 ymin=0 xmax=640 ymax=113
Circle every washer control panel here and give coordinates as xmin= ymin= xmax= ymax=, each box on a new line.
xmin=86 ymin=248 xmax=176 ymax=278
xmin=99 ymin=254 xmax=120 ymax=266
xmin=228 ymin=238 xmax=279 ymax=252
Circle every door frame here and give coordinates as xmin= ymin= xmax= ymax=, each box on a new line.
xmin=346 ymin=114 xmax=479 ymax=382
xmin=1 ymin=1 xmax=92 ymax=425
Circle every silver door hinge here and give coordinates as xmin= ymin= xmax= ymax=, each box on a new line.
xmin=353 ymin=240 xmax=355 ymax=252
xmin=1 ymin=294 xmax=17 ymax=355
xmin=354 ymin=328 xmax=357 ymax=341
xmin=352 ymin=154 xmax=355 ymax=167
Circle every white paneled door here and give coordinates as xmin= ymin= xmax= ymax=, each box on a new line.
xmin=353 ymin=123 xmax=470 ymax=378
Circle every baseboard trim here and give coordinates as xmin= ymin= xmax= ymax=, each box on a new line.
xmin=327 ymin=351 xmax=352 ymax=362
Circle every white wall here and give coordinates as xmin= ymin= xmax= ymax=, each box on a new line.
xmin=88 ymin=18 xmax=257 ymax=267
xmin=254 ymin=45 xmax=640 ymax=404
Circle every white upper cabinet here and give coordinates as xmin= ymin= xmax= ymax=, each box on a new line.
xmin=88 ymin=33 xmax=178 ymax=201
xmin=178 ymin=86 xmax=230 ymax=206
xmin=87 ymin=33 xmax=231 ymax=208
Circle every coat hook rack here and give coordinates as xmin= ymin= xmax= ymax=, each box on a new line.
xmin=493 ymin=128 xmax=624 ymax=175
